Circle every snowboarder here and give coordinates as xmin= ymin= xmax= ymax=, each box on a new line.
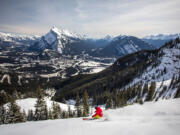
xmin=92 ymin=106 xmax=103 ymax=119
xmin=82 ymin=106 xmax=103 ymax=120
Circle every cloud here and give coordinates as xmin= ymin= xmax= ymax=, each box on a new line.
xmin=0 ymin=0 xmax=179 ymax=37
xmin=76 ymin=0 xmax=180 ymax=37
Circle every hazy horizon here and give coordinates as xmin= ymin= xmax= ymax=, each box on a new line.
xmin=0 ymin=0 xmax=180 ymax=38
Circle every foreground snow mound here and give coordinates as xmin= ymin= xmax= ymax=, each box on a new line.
xmin=1 ymin=99 xmax=180 ymax=135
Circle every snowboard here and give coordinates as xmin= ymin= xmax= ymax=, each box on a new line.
xmin=82 ymin=118 xmax=95 ymax=120
xmin=83 ymin=117 xmax=108 ymax=121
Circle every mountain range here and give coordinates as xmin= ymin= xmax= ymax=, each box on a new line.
xmin=142 ymin=33 xmax=180 ymax=48
xmin=0 ymin=27 xmax=179 ymax=103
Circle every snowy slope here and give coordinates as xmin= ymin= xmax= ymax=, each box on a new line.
xmin=126 ymin=41 xmax=180 ymax=100
xmin=1 ymin=98 xmax=180 ymax=135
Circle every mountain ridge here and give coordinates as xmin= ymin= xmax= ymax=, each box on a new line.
xmin=54 ymin=38 xmax=180 ymax=103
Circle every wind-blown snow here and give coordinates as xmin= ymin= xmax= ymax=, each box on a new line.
xmin=1 ymin=98 xmax=180 ymax=135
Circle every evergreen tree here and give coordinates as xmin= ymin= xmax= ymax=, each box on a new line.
xmin=52 ymin=102 xmax=61 ymax=119
xmin=48 ymin=109 xmax=53 ymax=119
xmin=27 ymin=109 xmax=34 ymax=121
xmin=22 ymin=109 xmax=27 ymax=122
xmin=175 ymin=85 xmax=180 ymax=98
xmin=113 ymin=89 xmax=119 ymax=108
xmin=75 ymin=92 xmax=82 ymax=117
xmin=142 ymin=83 xmax=148 ymax=96
xmin=12 ymin=89 xmax=19 ymax=100
xmin=44 ymin=104 xmax=48 ymax=120
xmin=62 ymin=97 xmax=66 ymax=104
xmin=164 ymin=67 xmax=167 ymax=74
xmin=105 ymin=95 xmax=113 ymax=110
xmin=72 ymin=111 xmax=76 ymax=117
xmin=7 ymin=99 xmax=24 ymax=123
xmin=92 ymin=92 xmax=97 ymax=106
xmin=0 ymin=106 xmax=6 ymax=124
xmin=68 ymin=105 xmax=73 ymax=118
xmin=62 ymin=111 xmax=68 ymax=118
xmin=119 ymin=91 xmax=127 ymax=107
xmin=146 ymin=82 xmax=156 ymax=101
xmin=137 ymin=84 xmax=142 ymax=99
xmin=126 ymin=87 xmax=132 ymax=100
xmin=34 ymin=86 xmax=48 ymax=121
xmin=139 ymin=99 xmax=144 ymax=105
xmin=82 ymin=90 xmax=89 ymax=117
xmin=0 ymin=91 xmax=9 ymax=106
xmin=169 ymin=75 xmax=175 ymax=89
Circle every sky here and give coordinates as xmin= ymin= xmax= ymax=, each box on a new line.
xmin=0 ymin=0 xmax=179 ymax=38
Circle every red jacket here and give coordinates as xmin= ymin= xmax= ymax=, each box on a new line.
xmin=92 ymin=107 xmax=103 ymax=117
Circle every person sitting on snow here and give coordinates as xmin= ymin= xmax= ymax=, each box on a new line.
xmin=92 ymin=106 xmax=103 ymax=119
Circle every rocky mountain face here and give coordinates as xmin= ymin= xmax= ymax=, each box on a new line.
xmin=95 ymin=36 xmax=155 ymax=57
xmin=30 ymin=26 xmax=86 ymax=54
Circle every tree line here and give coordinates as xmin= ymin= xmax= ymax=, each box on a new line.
xmin=0 ymin=87 xmax=91 ymax=125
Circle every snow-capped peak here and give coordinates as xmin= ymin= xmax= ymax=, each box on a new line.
xmin=44 ymin=26 xmax=78 ymax=45
xmin=112 ymin=35 xmax=129 ymax=41
xmin=0 ymin=32 xmax=40 ymax=43
xmin=50 ymin=26 xmax=79 ymax=38
xmin=38 ymin=26 xmax=83 ymax=53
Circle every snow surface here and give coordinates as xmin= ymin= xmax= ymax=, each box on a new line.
xmin=1 ymin=98 xmax=180 ymax=135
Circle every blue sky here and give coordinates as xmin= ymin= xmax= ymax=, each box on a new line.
xmin=0 ymin=0 xmax=179 ymax=37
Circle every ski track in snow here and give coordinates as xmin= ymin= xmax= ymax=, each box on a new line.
xmin=1 ymin=98 xmax=180 ymax=135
